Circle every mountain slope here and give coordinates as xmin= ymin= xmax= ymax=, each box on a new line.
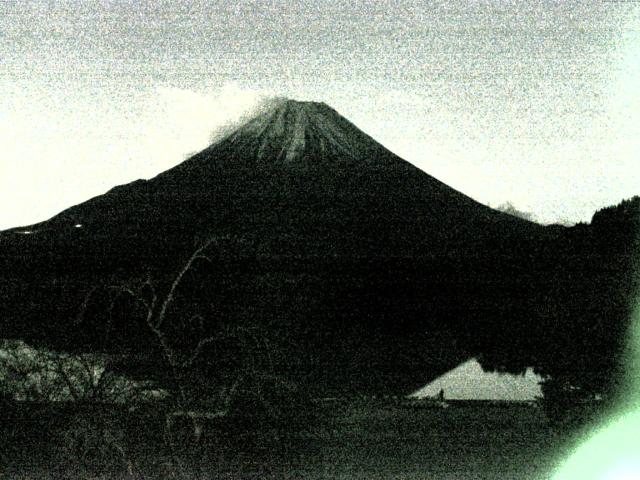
xmin=1 ymin=99 xmax=634 ymax=396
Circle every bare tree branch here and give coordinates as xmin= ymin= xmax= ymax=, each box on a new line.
xmin=181 ymin=336 xmax=216 ymax=369
xmin=108 ymin=286 xmax=152 ymax=313
xmin=155 ymin=236 xmax=217 ymax=331
xmin=53 ymin=359 xmax=81 ymax=402
xmin=75 ymin=285 xmax=100 ymax=325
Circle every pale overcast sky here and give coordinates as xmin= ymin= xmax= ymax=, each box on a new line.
xmin=1 ymin=0 xmax=639 ymax=230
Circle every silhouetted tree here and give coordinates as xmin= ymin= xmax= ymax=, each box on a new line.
xmin=532 ymin=197 xmax=639 ymax=423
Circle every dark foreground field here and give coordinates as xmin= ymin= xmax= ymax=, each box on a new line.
xmin=1 ymin=399 xmax=580 ymax=479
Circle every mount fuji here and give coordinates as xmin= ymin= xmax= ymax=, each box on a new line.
xmin=1 ymin=99 xmax=637 ymax=396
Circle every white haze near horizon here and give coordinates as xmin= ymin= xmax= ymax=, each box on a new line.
xmin=1 ymin=1 xmax=639 ymax=231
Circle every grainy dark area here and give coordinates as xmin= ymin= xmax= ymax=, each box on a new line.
xmin=1 ymin=398 xmax=587 ymax=479
xmin=0 ymin=100 xmax=637 ymax=479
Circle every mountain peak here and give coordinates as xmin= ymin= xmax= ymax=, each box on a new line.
xmin=216 ymin=97 xmax=386 ymax=165
xmin=257 ymin=97 xmax=333 ymax=118
xmin=269 ymin=97 xmax=330 ymax=110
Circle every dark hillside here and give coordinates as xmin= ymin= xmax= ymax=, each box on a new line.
xmin=1 ymin=100 xmax=637 ymax=398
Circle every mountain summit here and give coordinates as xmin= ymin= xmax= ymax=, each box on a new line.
xmin=213 ymin=98 xmax=388 ymax=165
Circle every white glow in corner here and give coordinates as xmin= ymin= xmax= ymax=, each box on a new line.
xmin=553 ymin=299 xmax=640 ymax=479
xmin=553 ymin=410 xmax=640 ymax=479
xmin=603 ymin=461 xmax=640 ymax=480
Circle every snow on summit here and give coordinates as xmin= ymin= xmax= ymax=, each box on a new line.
xmin=220 ymin=98 xmax=387 ymax=165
